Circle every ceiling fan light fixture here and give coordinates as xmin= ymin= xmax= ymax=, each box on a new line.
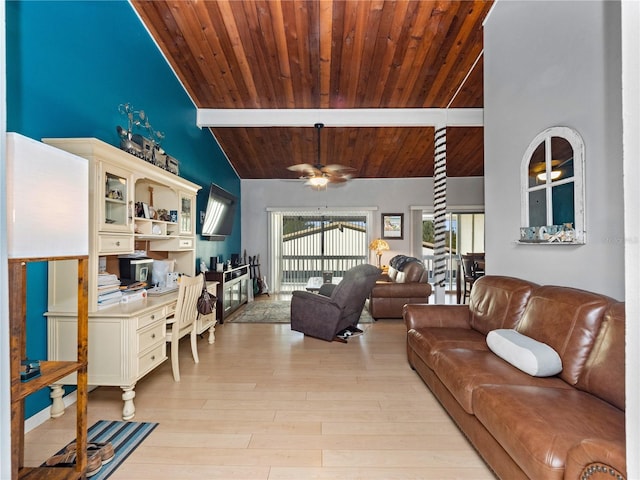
xmin=537 ymin=170 xmax=562 ymax=181
xmin=288 ymin=122 xmax=353 ymax=189
xmin=308 ymin=176 xmax=329 ymax=188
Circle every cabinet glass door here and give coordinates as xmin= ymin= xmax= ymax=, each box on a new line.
xmin=102 ymin=166 xmax=132 ymax=233
xmin=180 ymin=194 xmax=193 ymax=235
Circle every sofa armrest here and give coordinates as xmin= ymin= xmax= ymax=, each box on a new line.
xmin=565 ymin=439 xmax=627 ymax=480
xmin=371 ymin=281 xmax=432 ymax=298
xmin=403 ymin=304 xmax=471 ymax=330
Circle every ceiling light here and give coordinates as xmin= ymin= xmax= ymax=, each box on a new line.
xmin=308 ymin=176 xmax=329 ymax=188
xmin=537 ymin=170 xmax=562 ymax=182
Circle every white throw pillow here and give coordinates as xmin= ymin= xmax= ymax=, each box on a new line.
xmin=387 ymin=266 xmax=397 ymax=281
xmin=486 ymin=329 xmax=562 ymax=377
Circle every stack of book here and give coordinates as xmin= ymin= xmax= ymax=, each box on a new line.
xmin=97 ymin=273 xmax=122 ymax=308
xmin=120 ymin=281 xmax=148 ymax=304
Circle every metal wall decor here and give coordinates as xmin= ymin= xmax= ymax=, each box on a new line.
xmin=116 ymin=103 xmax=180 ymax=175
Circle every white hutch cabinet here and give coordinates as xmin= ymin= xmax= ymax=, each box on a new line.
xmin=43 ymin=138 xmax=217 ymax=420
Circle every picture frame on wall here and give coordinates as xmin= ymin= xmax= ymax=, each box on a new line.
xmin=382 ymin=213 xmax=404 ymax=240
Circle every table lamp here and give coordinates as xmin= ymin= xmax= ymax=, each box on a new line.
xmin=369 ymin=238 xmax=390 ymax=268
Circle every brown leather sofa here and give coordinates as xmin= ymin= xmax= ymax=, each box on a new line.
xmin=403 ymin=275 xmax=626 ymax=480
xmin=368 ymin=255 xmax=432 ymax=319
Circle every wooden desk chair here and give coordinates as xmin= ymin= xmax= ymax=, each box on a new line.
xmin=460 ymin=253 xmax=485 ymax=304
xmin=166 ymin=273 xmax=203 ymax=381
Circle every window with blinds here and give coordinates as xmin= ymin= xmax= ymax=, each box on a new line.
xmin=270 ymin=211 xmax=372 ymax=292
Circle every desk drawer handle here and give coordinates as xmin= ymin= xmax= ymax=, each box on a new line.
xmin=150 ymin=314 xmax=155 ymax=320
xmin=115 ymin=241 xmax=120 ymax=246
xmin=151 ymin=333 xmax=156 ymax=339
xmin=151 ymin=355 xmax=155 ymax=361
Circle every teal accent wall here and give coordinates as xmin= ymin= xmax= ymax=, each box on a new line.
xmin=6 ymin=0 xmax=240 ymax=418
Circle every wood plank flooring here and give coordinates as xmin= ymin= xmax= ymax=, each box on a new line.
xmin=24 ymin=311 xmax=494 ymax=479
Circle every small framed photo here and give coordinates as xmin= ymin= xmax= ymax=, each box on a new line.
xmin=382 ymin=213 xmax=404 ymax=240
xmin=142 ymin=202 xmax=150 ymax=219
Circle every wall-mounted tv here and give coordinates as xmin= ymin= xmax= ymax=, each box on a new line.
xmin=201 ymin=183 xmax=238 ymax=239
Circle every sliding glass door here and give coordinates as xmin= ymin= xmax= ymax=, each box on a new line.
xmin=269 ymin=211 xmax=371 ymax=293
xmin=421 ymin=211 xmax=484 ymax=292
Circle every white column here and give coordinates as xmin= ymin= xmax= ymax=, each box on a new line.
xmin=432 ymin=126 xmax=447 ymax=304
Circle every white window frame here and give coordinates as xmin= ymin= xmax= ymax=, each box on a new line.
xmin=520 ymin=126 xmax=586 ymax=244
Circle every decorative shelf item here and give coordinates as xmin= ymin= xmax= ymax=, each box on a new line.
xmin=518 ymin=223 xmax=579 ymax=244
xmin=116 ymin=102 xmax=180 ymax=175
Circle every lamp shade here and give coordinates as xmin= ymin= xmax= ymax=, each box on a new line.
xmin=6 ymin=133 xmax=89 ymax=259
xmin=369 ymin=238 xmax=390 ymax=253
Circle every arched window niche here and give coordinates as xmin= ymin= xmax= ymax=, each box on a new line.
xmin=520 ymin=126 xmax=585 ymax=244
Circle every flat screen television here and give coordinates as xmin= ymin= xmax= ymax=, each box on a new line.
xmin=201 ymin=183 xmax=238 ymax=239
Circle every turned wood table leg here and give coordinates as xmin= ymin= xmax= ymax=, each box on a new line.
xmin=49 ymin=385 xmax=66 ymax=418
xmin=208 ymin=324 xmax=216 ymax=344
xmin=121 ymin=385 xmax=136 ymax=420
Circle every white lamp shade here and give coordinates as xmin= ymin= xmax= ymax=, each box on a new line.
xmin=6 ymin=133 xmax=89 ymax=259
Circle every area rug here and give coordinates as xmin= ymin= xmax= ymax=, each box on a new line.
xmin=43 ymin=420 xmax=158 ymax=479
xmin=227 ymin=299 xmax=374 ymax=324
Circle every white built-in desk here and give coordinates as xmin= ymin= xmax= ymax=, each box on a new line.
xmin=46 ymin=282 xmax=217 ymax=420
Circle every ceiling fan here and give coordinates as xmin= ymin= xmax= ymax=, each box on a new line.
xmin=287 ymin=123 xmax=354 ymax=188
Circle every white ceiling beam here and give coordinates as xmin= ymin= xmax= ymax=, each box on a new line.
xmin=196 ymin=108 xmax=483 ymax=128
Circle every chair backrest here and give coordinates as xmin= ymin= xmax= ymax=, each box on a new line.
xmin=172 ymin=273 xmax=204 ymax=335
xmin=461 ymin=253 xmax=484 ymax=279
xmin=330 ymin=264 xmax=381 ymax=323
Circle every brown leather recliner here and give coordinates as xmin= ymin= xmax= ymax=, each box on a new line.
xmin=368 ymin=255 xmax=432 ymax=319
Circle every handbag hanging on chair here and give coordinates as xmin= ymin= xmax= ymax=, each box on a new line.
xmin=197 ymin=275 xmax=216 ymax=315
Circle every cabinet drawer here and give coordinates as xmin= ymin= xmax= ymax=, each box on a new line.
xmin=138 ymin=343 xmax=165 ymax=377
xmin=146 ymin=237 xmax=193 ymax=251
xmin=166 ymin=301 xmax=177 ymax=317
xmin=178 ymin=238 xmax=193 ymax=249
xmin=138 ymin=322 xmax=165 ymax=352
xmin=138 ymin=307 xmax=166 ymax=329
xmin=98 ymin=234 xmax=133 ymax=254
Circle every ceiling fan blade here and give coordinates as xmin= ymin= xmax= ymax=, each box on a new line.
xmin=328 ymin=176 xmax=348 ymax=184
xmin=288 ymin=163 xmax=316 ymax=172
xmin=288 ymin=164 xmax=323 ymax=178
xmin=321 ymin=164 xmax=355 ymax=173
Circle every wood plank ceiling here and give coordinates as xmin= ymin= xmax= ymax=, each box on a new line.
xmin=132 ymin=0 xmax=493 ymax=180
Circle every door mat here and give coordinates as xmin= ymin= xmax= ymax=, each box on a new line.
xmin=43 ymin=420 xmax=158 ymax=479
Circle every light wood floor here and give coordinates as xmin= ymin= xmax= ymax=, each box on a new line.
xmin=24 ymin=308 xmax=494 ymax=479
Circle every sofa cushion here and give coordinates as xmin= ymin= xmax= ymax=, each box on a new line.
xmin=473 ymin=384 xmax=625 ymax=480
xmin=486 ymin=329 xmax=562 ymax=377
xmin=432 ymin=348 xmax=571 ymax=414
xmin=575 ymin=302 xmax=625 ymax=410
xmin=468 ymin=276 xmax=538 ymax=335
xmin=515 ymin=285 xmax=610 ymax=386
xmin=408 ymin=327 xmax=487 ymax=369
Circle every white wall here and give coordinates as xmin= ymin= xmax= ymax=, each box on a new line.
xmin=241 ymin=176 xmax=484 ymax=286
xmin=484 ymin=0 xmax=624 ymax=299
xmin=621 ymin=1 xmax=639 ymax=476
xmin=0 ymin=1 xmax=10 ymax=477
